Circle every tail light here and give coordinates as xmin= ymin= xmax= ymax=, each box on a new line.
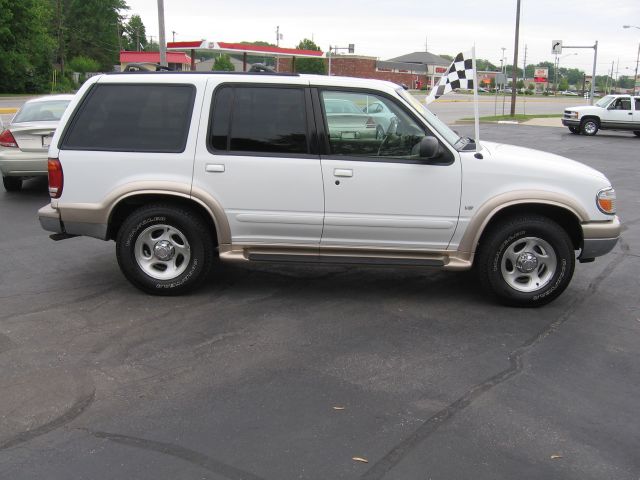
xmin=0 ymin=129 xmax=18 ymax=148
xmin=48 ymin=158 xmax=63 ymax=198
xmin=365 ymin=117 xmax=377 ymax=129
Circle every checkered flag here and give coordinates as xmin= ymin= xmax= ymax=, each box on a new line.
xmin=426 ymin=51 xmax=475 ymax=104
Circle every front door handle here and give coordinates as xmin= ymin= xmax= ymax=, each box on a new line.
xmin=205 ymin=164 xmax=225 ymax=173
xmin=334 ymin=168 xmax=353 ymax=177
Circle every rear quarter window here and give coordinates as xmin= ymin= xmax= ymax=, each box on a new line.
xmin=61 ymin=84 xmax=196 ymax=153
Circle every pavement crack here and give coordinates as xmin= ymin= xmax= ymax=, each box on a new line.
xmin=0 ymin=389 xmax=95 ymax=451
xmin=360 ymin=250 xmax=626 ymax=480
xmin=85 ymin=430 xmax=268 ymax=480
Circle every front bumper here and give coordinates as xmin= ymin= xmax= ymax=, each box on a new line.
xmin=580 ymin=216 xmax=621 ymax=260
xmin=561 ymin=118 xmax=580 ymax=127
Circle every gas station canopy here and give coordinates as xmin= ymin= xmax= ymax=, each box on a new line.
xmin=167 ymin=40 xmax=326 ymax=71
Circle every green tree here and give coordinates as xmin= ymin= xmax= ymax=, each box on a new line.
xmin=212 ymin=54 xmax=235 ymax=71
xmin=62 ymin=0 xmax=128 ymax=71
xmin=476 ymin=58 xmax=497 ymax=71
xmin=294 ymin=39 xmax=325 ymax=74
xmin=69 ymin=55 xmax=99 ymax=72
xmin=0 ymin=0 xmax=55 ymax=93
xmin=123 ymin=14 xmax=147 ymax=51
xmin=516 ymin=79 xmax=525 ymax=90
xmin=558 ymin=78 xmax=569 ymax=91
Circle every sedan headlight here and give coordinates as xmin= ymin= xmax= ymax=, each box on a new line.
xmin=596 ymin=187 xmax=616 ymax=214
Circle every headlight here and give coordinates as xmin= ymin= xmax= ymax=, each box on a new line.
xmin=596 ymin=187 xmax=616 ymax=214
xmin=565 ymin=111 xmax=579 ymax=119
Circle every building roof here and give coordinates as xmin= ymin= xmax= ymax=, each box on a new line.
xmin=376 ymin=60 xmax=427 ymax=74
xmin=385 ymin=51 xmax=450 ymax=66
xmin=120 ymin=51 xmax=191 ymax=64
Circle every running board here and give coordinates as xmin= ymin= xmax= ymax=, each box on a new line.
xmin=247 ymin=252 xmax=445 ymax=267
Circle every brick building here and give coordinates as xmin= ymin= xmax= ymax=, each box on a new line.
xmin=278 ymin=51 xmax=452 ymax=89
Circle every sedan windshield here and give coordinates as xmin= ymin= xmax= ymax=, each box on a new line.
xmin=396 ymin=88 xmax=462 ymax=148
xmin=13 ymin=100 xmax=70 ymax=123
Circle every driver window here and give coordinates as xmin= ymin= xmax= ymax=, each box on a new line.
xmin=613 ymin=98 xmax=631 ymax=110
xmin=321 ymin=91 xmax=430 ymax=159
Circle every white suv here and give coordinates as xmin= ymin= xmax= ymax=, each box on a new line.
xmin=562 ymin=94 xmax=640 ymax=136
xmin=38 ymin=72 xmax=620 ymax=306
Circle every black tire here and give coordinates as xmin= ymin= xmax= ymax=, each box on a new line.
xmin=568 ymin=126 xmax=580 ymax=134
xmin=115 ymin=204 xmax=215 ymax=295
xmin=475 ymin=215 xmax=575 ymax=307
xmin=633 ymin=131 xmax=640 ymax=137
xmin=580 ymin=118 xmax=599 ymax=136
xmin=3 ymin=176 xmax=22 ymax=192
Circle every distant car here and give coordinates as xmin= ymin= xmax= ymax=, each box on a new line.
xmin=324 ymin=98 xmax=385 ymax=140
xmin=561 ymin=91 xmax=579 ymax=96
xmin=0 ymin=95 xmax=74 ymax=191
xmin=500 ymin=88 xmax=513 ymax=94
xmin=477 ymin=87 xmax=489 ymax=93
xmin=123 ymin=62 xmax=174 ymax=72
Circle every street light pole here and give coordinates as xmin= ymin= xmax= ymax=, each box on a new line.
xmin=623 ymin=25 xmax=640 ymax=95
xmin=509 ymin=0 xmax=521 ymax=117
xmin=157 ymin=0 xmax=167 ymax=67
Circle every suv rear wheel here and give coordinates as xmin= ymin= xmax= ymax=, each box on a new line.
xmin=476 ymin=215 xmax=575 ymax=307
xmin=116 ymin=204 xmax=214 ymax=295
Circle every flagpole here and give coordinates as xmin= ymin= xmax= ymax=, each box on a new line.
xmin=472 ymin=45 xmax=480 ymax=152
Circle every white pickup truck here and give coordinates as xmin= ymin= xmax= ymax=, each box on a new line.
xmin=562 ymin=94 xmax=640 ymax=136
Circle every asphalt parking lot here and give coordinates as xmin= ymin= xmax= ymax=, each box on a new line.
xmin=0 ymin=125 xmax=638 ymax=479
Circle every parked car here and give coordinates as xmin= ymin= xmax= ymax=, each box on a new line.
xmin=562 ymin=94 xmax=640 ymax=136
xmin=561 ymin=91 xmax=579 ymax=96
xmin=38 ymin=72 xmax=620 ymax=306
xmin=324 ymin=97 xmax=385 ymax=140
xmin=0 ymin=95 xmax=74 ymax=191
xmin=360 ymin=99 xmax=397 ymax=132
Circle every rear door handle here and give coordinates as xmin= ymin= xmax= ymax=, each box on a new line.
xmin=205 ymin=164 xmax=225 ymax=173
xmin=334 ymin=168 xmax=353 ymax=177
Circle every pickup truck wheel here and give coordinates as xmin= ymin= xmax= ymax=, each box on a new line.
xmin=568 ymin=126 xmax=580 ymax=134
xmin=116 ymin=204 xmax=214 ymax=295
xmin=580 ymin=118 xmax=599 ymax=136
xmin=633 ymin=131 xmax=640 ymax=137
xmin=476 ymin=215 xmax=575 ymax=307
xmin=3 ymin=176 xmax=22 ymax=192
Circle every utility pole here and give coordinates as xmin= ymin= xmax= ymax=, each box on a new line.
xmin=57 ymin=0 xmax=65 ymax=74
xmin=501 ymin=47 xmax=506 ymax=74
xmin=522 ymin=44 xmax=527 ymax=114
xmin=509 ymin=0 xmax=521 ymax=116
xmin=425 ymin=36 xmax=428 ymax=52
xmin=276 ymin=26 xmax=280 ymax=47
xmin=172 ymin=31 xmax=177 ymax=43
xmin=157 ymin=0 xmax=167 ymax=66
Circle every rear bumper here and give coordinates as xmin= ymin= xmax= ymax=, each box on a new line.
xmin=580 ymin=217 xmax=621 ymax=260
xmin=38 ymin=204 xmax=108 ymax=239
xmin=0 ymin=151 xmax=47 ymax=176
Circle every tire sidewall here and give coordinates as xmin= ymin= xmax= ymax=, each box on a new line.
xmin=484 ymin=220 xmax=574 ymax=306
xmin=116 ymin=207 xmax=210 ymax=294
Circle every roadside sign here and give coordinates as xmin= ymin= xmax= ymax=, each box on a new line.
xmin=534 ymin=67 xmax=548 ymax=83
xmin=495 ymin=73 xmax=507 ymax=86
xmin=552 ymin=40 xmax=562 ymax=55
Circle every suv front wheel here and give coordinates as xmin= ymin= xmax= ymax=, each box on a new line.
xmin=116 ymin=204 xmax=214 ymax=295
xmin=476 ymin=215 xmax=575 ymax=307
xmin=580 ymin=118 xmax=599 ymax=136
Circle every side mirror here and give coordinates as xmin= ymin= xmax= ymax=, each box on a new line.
xmin=419 ymin=136 xmax=440 ymax=159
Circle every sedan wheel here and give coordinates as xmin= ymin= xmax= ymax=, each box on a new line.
xmin=2 ymin=176 xmax=22 ymax=192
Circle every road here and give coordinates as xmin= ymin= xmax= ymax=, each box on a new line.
xmin=0 ymin=123 xmax=638 ymax=479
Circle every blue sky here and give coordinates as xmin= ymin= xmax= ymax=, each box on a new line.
xmin=125 ymin=0 xmax=640 ymax=76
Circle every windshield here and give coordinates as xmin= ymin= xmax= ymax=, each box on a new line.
xmin=396 ymin=88 xmax=462 ymax=147
xmin=595 ymin=96 xmax=615 ymax=108
xmin=13 ymin=100 xmax=70 ymax=123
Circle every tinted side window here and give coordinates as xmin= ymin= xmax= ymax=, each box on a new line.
xmin=62 ymin=84 xmax=195 ymax=152
xmin=210 ymin=86 xmax=308 ymax=154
